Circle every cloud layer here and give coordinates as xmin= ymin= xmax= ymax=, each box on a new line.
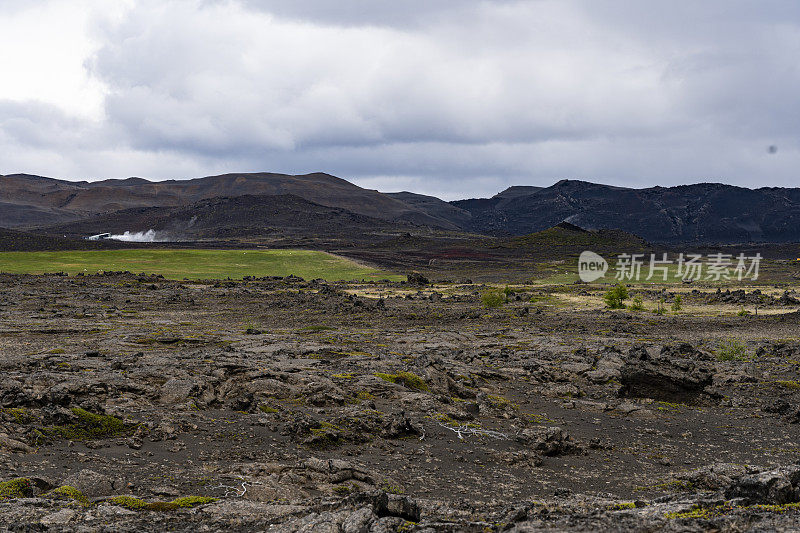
xmin=1 ymin=0 xmax=799 ymax=199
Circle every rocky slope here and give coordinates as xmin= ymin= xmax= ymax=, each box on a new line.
xmin=1 ymin=273 xmax=800 ymax=530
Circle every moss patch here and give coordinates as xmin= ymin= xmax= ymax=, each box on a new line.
xmin=0 ymin=478 xmax=34 ymax=499
xmin=47 ymin=485 xmax=90 ymax=506
xmin=374 ymin=371 xmax=428 ymax=391
xmin=2 ymin=407 xmax=36 ymax=425
xmin=106 ymin=495 xmax=217 ymax=511
xmin=43 ymin=408 xmax=133 ymax=440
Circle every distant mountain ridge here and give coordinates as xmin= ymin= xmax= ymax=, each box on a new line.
xmin=3 ymin=172 xmax=800 ymax=244
xmin=450 ymin=180 xmax=800 ymax=243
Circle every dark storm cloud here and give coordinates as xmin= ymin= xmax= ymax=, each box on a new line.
xmin=0 ymin=0 xmax=799 ymax=198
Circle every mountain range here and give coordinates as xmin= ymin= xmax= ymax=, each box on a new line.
xmin=2 ymin=172 xmax=800 ymax=244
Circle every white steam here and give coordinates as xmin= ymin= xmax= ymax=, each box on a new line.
xmin=109 ymin=229 xmax=167 ymax=242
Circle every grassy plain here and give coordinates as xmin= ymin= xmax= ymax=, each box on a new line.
xmin=0 ymin=249 xmax=401 ymax=281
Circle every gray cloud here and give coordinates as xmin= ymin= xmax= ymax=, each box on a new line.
xmin=0 ymin=0 xmax=798 ymax=199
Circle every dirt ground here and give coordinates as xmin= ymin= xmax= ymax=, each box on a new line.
xmin=2 ymin=272 xmax=800 ymax=531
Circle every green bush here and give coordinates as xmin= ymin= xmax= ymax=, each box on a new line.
xmin=481 ymin=290 xmax=506 ymax=309
xmin=671 ymin=295 xmax=682 ymax=312
xmin=629 ymin=296 xmax=644 ymax=311
xmin=716 ymin=339 xmax=747 ymax=361
xmin=604 ymin=284 xmax=629 ymax=309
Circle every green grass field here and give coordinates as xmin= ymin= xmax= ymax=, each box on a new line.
xmin=0 ymin=249 xmax=401 ymax=281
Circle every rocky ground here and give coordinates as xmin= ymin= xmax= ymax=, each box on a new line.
xmin=1 ymin=272 xmax=800 ymax=531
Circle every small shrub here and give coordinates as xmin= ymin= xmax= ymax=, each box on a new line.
xmin=653 ymin=297 xmax=666 ymax=315
xmin=737 ymin=306 xmax=750 ymax=316
xmin=604 ymin=284 xmax=629 ymax=309
xmin=481 ymin=290 xmax=506 ymax=309
xmin=629 ymin=296 xmax=644 ymax=311
xmin=716 ymin=339 xmax=747 ymax=361
xmin=671 ymin=295 xmax=682 ymax=312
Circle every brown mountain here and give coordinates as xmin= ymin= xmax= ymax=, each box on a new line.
xmin=43 ymin=194 xmax=411 ymax=245
xmin=0 ymin=172 xmax=460 ymax=230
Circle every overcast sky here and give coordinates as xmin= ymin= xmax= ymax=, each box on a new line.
xmin=1 ymin=1 xmax=798 ymax=199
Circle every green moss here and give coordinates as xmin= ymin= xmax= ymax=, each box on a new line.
xmin=0 ymin=478 xmax=33 ymax=499
xmin=355 ymin=391 xmax=375 ymax=401
xmin=106 ymin=495 xmax=216 ymax=511
xmin=332 ymin=373 xmax=357 ymax=379
xmin=2 ymin=407 xmax=35 ymax=425
xmin=665 ymin=504 xmax=735 ymax=519
xmin=751 ymin=502 xmax=800 ymax=513
xmin=43 ymin=407 xmax=132 ymax=440
xmin=374 ymin=371 xmax=428 ymax=391
xmin=305 ymin=422 xmax=342 ymax=449
xmin=107 ymin=496 xmax=149 ymax=510
xmin=487 ymin=394 xmax=518 ymax=410
xmin=47 ymin=485 xmax=90 ymax=506
xmin=525 ymin=413 xmax=555 ymax=425
xmin=258 ymin=405 xmax=279 ymax=414
xmin=332 ymin=484 xmax=356 ymax=495
xmin=169 ymin=496 xmax=217 ymax=508
xmin=379 ymin=480 xmax=405 ymax=495
xmin=775 ymin=380 xmax=800 ymax=391
xmin=608 ymin=502 xmax=637 ymax=510
xmin=430 ymin=413 xmax=457 ymax=424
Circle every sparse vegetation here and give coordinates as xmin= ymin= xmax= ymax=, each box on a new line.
xmin=629 ymin=295 xmax=644 ymax=311
xmin=671 ymin=295 xmax=682 ymax=312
